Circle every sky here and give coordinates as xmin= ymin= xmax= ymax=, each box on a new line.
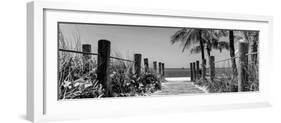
xmin=59 ymin=23 xmax=233 ymax=68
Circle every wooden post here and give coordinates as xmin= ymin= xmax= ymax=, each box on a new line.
xmin=158 ymin=62 xmax=162 ymax=76
xmin=153 ymin=61 xmax=157 ymax=73
xmin=238 ymin=42 xmax=249 ymax=92
xmin=202 ymin=59 xmax=206 ymax=79
xmin=82 ymin=44 xmax=91 ymax=60
xmin=144 ymin=58 xmax=149 ymax=72
xmin=82 ymin=44 xmax=92 ymax=74
xmin=190 ymin=63 xmax=193 ymax=81
xmin=97 ymin=40 xmax=112 ymax=97
xmin=229 ymin=30 xmax=238 ymax=77
xmin=134 ymin=54 xmax=142 ymax=77
xmin=196 ymin=61 xmax=200 ymax=80
xmin=192 ymin=62 xmax=196 ymax=80
xmin=209 ymin=56 xmax=215 ymax=81
xmin=162 ymin=63 xmax=165 ymax=77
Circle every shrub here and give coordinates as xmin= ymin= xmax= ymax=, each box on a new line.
xmin=194 ymin=63 xmax=258 ymax=93
xmin=58 ymin=55 xmax=161 ymax=99
xmin=110 ymin=61 xmax=161 ymax=97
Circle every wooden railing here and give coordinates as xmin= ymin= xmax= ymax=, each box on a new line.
xmin=59 ymin=39 xmax=166 ymax=96
xmin=189 ymin=41 xmax=258 ymax=92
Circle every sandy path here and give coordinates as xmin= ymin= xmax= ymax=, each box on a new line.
xmin=152 ymin=80 xmax=205 ymax=96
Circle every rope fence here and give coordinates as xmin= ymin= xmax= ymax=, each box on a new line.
xmin=189 ymin=42 xmax=258 ymax=92
xmin=59 ymin=39 xmax=166 ymax=96
xmin=58 ymin=49 xmax=135 ymax=63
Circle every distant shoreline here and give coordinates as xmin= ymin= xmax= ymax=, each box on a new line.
xmin=164 ymin=68 xmax=190 ymax=77
xmin=164 ymin=68 xmax=232 ymax=77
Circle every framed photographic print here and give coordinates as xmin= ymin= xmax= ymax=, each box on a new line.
xmin=27 ymin=0 xmax=273 ymax=122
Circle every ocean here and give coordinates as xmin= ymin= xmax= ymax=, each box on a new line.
xmin=164 ymin=68 xmax=232 ymax=77
xmin=165 ymin=68 xmax=191 ymax=77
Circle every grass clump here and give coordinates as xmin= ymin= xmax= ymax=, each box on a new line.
xmin=58 ymin=55 xmax=161 ymax=99
xmin=194 ymin=63 xmax=258 ymax=93
xmin=109 ymin=61 xmax=161 ymax=97
xmin=58 ymin=30 xmax=161 ymax=99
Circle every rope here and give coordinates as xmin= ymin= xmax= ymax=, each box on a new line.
xmin=59 ymin=49 xmax=135 ymax=63
xmin=214 ymin=52 xmax=258 ymax=63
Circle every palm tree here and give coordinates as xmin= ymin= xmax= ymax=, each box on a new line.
xmin=194 ymin=29 xmax=230 ymax=57
xmin=171 ymin=28 xmax=229 ymax=79
xmin=243 ymin=31 xmax=259 ymax=64
xmin=188 ymin=30 xmax=229 ymax=80
xmin=213 ymin=30 xmax=238 ymax=77
xmin=171 ymin=28 xmax=206 ymax=79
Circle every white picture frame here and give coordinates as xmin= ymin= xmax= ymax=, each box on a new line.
xmin=27 ymin=0 xmax=273 ymax=122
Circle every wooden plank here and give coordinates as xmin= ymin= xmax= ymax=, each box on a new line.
xmin=209 ymin=56 xmax=215 ymax=81
xmin=82 ymin=44 xmax=91 ymax=60
xmin=82 ymin=44 xmax=92 ymax=74
xmin=134 ymin=54 xmax=142 ymax=76
xmin=201 ymin=59 xmax=206 ymax=79
xmin=153 ymin=61 xmax=157 ymax=73
xmin=144 ymin=58 xmax=149 ymax=72
xmin=196 ymin=61 xmax=199 ymax=80
xmin=190 ymin=63 xmax=193 ymax=81
xmin=229 ymin=30 xmax=238 ymax=77
xmin=158 ymin=62 xmax=162 ymax=76
xmin=193 ymin=62 xmax=196 ymax=80
xmin=97 ymin=39 xmax=112 ymax=97
xmin=238 ymin=41 xmax=249 ymax=92
xmin=162 ymin=63 xmax=165 ymax=76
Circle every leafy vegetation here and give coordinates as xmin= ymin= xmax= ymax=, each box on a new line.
xmin=58 ymin=30 xmax=161 ymax=100
xmin=194 ymin=63 xmax=259 ymax=93
xmin=170 ymin=29 xmax=230 ymax=80
xmin=171 ymin=28 xmax=259 ymax=93
xmin=58 ymin=56 xmax=161 ymax=99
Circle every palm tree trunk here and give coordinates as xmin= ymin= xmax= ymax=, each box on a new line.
xmin=199 ymin=30 xmax=206 ymax=79
xmin=207 ymin=48 xmax=211 ymax=57
xmin=251 ymin=32 xmax=258 ymax=64
xmin=252 ymin=41 xmax=258 ymax=64
xmin=207 ymin=48 xmax=211 ymax=78
xmin=229 ymin=30 xmax=237 ymax=77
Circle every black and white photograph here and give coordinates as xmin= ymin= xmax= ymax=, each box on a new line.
xmin=2 ymin=0 xmax=281 ymax=122
xmin=58 ymin=22 xmax=259 ymax=100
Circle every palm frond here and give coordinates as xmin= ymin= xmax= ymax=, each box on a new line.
xmin=211 ymin=41 xmax=229 ymax=52
xmin=170 ymin=28 xmax=188 ymax=44
xmin=213 ymin=30 xmax=228 ymax=39
xmin=218 ymin=41 xmax=229 ymax=51
xmin=190 ymin=45 xmax=202 ymax=54
xmin=176 ymin=29 xmax=199 ymax=52
xmin=171 ymin=28 xmax=214 ymax=54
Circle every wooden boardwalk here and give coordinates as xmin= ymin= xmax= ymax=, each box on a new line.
xmin=152 ymin=80 xmax=206 ymax=96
